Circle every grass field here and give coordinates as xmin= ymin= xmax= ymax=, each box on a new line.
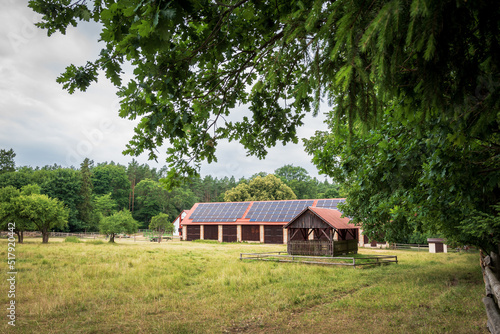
xmin=0 ymin=238 xmax=487 ymax=333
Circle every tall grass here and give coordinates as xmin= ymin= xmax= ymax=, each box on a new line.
xmin=0 ymin=239 xmax=487 ymax=333
xmin=64 ymin=236 xmax=81 ymax=243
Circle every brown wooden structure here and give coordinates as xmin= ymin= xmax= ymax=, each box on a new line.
xmin=284 ymin=207 xmax=359 ymax=256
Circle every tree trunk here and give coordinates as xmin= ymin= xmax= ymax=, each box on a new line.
xmin=158 ymin=229 xmax=163 ymax=243
xmin=42 ymin=231 xmax=49 ymax=243
xmin=15 ymin=230 xmax=24 ymax=243
xmin=109 ymin=233 xmax=115 ymax=243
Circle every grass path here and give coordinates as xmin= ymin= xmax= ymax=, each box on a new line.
xmin=0 ymin=238 xmax=487 ymax=333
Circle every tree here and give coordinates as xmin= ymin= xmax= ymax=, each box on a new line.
xmin=126 ymin=159 xmax=157 ymax=212
xmin=30 ymin=1 xmax=500 ymax=250
xmin=93 ymin=193 xmax=118 ymax=217
xmin=0 ymin=184 xmax=40 ymax=243
xmin=77 ymin=158 xmax=94 ymax=231
xmin=0 ymin=149 xmax=16 ymax=174
xmin=16 ymin=193 xmax=69 ymax=243
xmin=28 ymin=0 xmax=333 ymax=186
xmin=99 ymin=209 xmax=139 ymax=243
xmin=133 ymin=179 xmax=169 ymax=228
xmin=149 ymin=212 xmax=172 ymax=243
xmin=305 ymin=112 xmax=500 ymax=248
xmin=274 ymin=165 xmax=314 ymax=199
xmin=275 ymin=165 xmax=309 ymax=183
xmin=224 ymin=174 xmax=296 ymax=202
xmin=41 ymin=168 xmax=83 ymax=231
xmin=91 ymin=163 xmax=131 ymax=210
xmin=164 ymin=187 xmax=198 ymax=220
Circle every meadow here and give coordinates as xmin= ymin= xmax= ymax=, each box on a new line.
xmin=0 ymin=237 xmax=487 ymax=333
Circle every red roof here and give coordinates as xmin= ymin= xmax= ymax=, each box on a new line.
xmin=181 ymin=198 xmax=346 ymax=226
xmin=304 ymin=207 xmax=357 ymax=230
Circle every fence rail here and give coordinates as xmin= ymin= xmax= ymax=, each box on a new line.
xmin=240 ymin=252 xmax=397 ymax=268
xmin=390 ymin=243 xmax=429 ymax=251
xmin=0 ymin=231 xmax=103 ymax=238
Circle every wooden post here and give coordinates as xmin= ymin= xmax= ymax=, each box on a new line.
xmin=484 ymin=296 xmax=500 ymax=334
xmin=492 ymin=252 xmax=499 ymax=275
xmin=485 ymin=266 xmax=500 ymax=304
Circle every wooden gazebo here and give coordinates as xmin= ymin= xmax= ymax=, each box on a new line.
xmin=284 ymin=207 xmax=359 ymax=256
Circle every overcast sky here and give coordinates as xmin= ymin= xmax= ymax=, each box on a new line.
xmin=1 ymin=1 xmax=331 ymax=180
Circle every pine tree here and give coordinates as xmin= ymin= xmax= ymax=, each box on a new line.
xmin=77 ymin=158 xmax=94 ymax=231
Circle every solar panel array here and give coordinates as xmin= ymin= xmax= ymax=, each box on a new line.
xmin=245 ymin=200 xmax=315 ymax=222
xmin=189 ymin=202 xmax=249 ymax=222
xmin=316 ymin=199 xmax=344 ymax=209
xmin=316 ymin=199 xmax=345 ymax=213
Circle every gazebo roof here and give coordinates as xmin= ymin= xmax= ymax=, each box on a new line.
xmin=284 ymin=207 xmax=358 ymax=230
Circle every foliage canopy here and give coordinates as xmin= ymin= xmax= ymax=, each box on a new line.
xmin=99 ymin=209 xmax=139 ymax=242
xmin=224 ymin=174 xmax=296 ymax=202
xmin=28 ymin=0 xmax=500 ymax=249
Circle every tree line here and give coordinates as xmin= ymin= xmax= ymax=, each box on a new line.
xmin=0 ymin=149 xmax=342 ymax=242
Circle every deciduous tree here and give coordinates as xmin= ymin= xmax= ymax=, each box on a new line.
xmin=93 ymin=193 xmax=118 ymax=218
xmin=99 ymin=209 xmax=139 ymax=243
xmin=91 ymin=163 xmax=131 ymax=209
xmin=41 ymin=168 xmax=82 ymax=231
xmin=0 ymin=184 xmax=40 ymax=243
xmin=149 ymin=212 xmax=172 ymax=243
xmin=16 ymin=193 xmax=69 ymax=243
xmin=224 ymin=174 xmax=296 ymax=202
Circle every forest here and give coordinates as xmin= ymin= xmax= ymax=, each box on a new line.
xmin=0 ymin=148 xmax=342 ymax=234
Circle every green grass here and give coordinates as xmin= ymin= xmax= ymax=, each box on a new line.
xmin=63 ymin=236 xmax=81 ymax=243
xmin=0 ymin=238 xmax=487 ymax=333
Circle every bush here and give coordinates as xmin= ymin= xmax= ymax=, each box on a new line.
xmin=64 ymin=236 xmax=81 ymax=243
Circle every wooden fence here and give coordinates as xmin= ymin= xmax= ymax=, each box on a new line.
xmin=0 ymin=231 xmax=103 ymax=238
xmin=390 ymin=243 xmax=429 ymax=251
xmin=240 ymin=252 xmax=397 ymax=268
xmin=481 ymin=251 xmax=500 ymax=333
xmin=287 ymin=240 xmax=358 ymax=256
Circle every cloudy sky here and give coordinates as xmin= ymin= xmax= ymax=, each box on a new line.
xmin=1 ymin=1 xmax=331 ymax=180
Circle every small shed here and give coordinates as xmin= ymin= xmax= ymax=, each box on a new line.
xmin=427 ymin=238 xmax=448 ymax=253
xmin=284 ymin=207 xmax=359 ymax=256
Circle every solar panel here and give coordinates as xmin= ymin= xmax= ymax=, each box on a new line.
xmin=190 ymin=202 xmax=249 ymax=222
xmin=315 ymin=199 xmax=345 ymax=209
xmin=245 ymin=200 xmax=314 ymax=222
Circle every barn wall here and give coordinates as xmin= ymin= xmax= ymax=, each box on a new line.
xmin=203 ymin=225 xmax=218 ymax=240
xmin=241 ymin=225 xmax=260 ymax=241
xmin=223 ymin=225 xmax=237 ymax=242
xmin=264 ymin=225 xmax=283 ymax=244
xmin=186 ymin=225 xmax=201 ymax=241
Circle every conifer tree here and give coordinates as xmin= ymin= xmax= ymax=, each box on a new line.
xmin=78 ymin=158 xmax=94 ymax=231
